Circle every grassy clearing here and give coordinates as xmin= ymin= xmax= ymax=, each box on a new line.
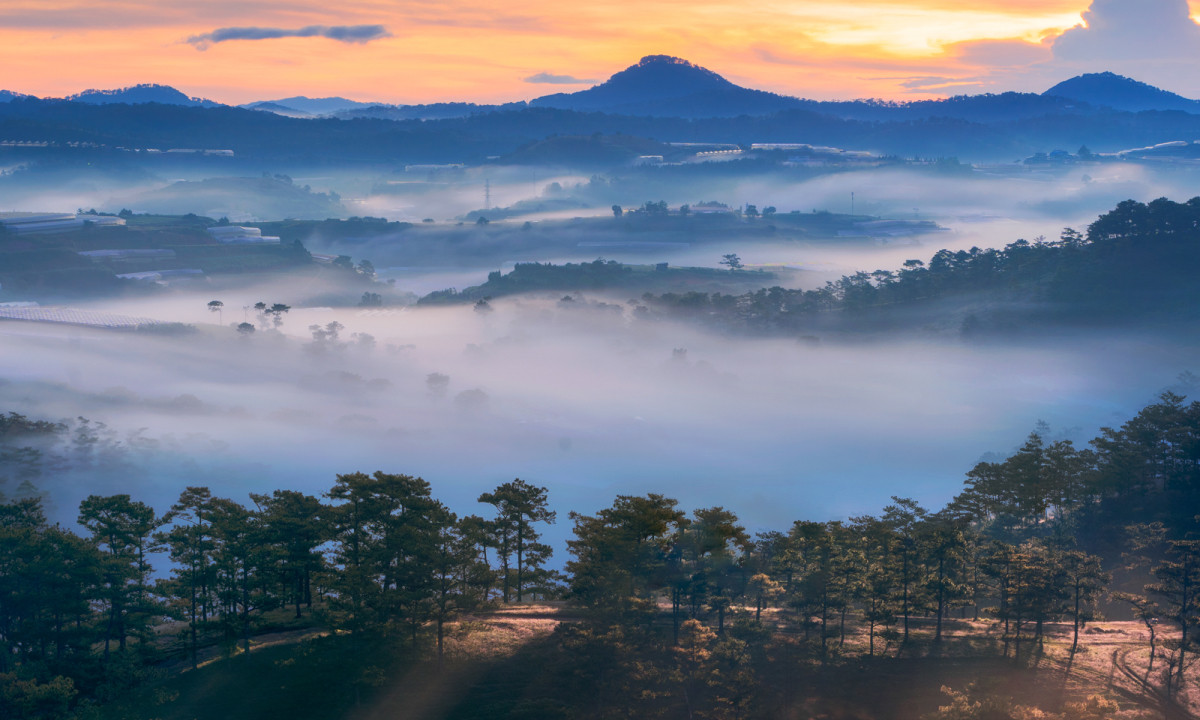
xmin=96 ymin=605 xmax=1198 ymax=720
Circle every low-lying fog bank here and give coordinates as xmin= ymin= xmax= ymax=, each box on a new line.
xmin=6 ymin=159 xmax=1200 ymax=557
xmin=302 ymin=162 xmax=1200 ymax=292
xmin=1 ymin=289 xmax=1193 ymax=556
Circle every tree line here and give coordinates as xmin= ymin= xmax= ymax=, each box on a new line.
xmin=641 ymin=197 xmax=1200 ymax=333
xmin=3 ymin=391 xmax=1200 ymax=718
xmin=0 ymin=475 xmax=556 ymax=717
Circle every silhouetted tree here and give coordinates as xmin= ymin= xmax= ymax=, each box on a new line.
xmin=478 ymin=479 xmax=556 ymax=602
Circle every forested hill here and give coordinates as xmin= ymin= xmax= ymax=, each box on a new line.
xmin=10 ymin=95 xmax=1200 ymax=162
xmin=641 ymin=197 xmax=1200 ymax=335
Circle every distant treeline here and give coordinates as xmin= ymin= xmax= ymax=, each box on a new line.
xmin=642 ymin=197 xmax=1200 ymax=333
xmin=420 ymin=259 xmax=633 ymax=305
xmin=3 ymin=390 xmax=1200 ymax=718
xmin=9 ymin=95 xmax=1200 ymax=163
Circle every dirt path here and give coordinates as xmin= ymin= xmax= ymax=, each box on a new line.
xmin=1108 ymin=648 xmax=1199 ymax=720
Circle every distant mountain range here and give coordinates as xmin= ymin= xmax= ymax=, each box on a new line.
xmin=6 ymin=60 xmax=1200 ymax=163
xmin=525 ymin=57 xmax=1200 ymax=119
xmin=5 ymin=60 xmax=1200 ymax=121
xmin=241 ymin=101 xmax=314 ymax=118
xmin=240 ymin=96 xmax=376 ymax=117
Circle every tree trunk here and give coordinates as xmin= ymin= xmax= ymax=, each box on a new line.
xmin=242 ymin=566 xmax=251 ymax=655
xmin=437 ymin=616 xmax=445 ymax=669
xmin=1145 ymin=624 xmax=1157 ymax=682
xmin=902 ymin=550 xmax=910 ymax=644
xmin=934 ymin=555 xmax=945 ymax=643
xmin=672 ymin=588 xmax=681 ymax=645
xmin=839 ymin=605 xmax=847 ymax=647
xmin=1070 ymin=586 xmax=1081 ymax=656
xmin=868 ymin=612 xmax=876 ymax=656
xmin=516 ymin=526 xmax=525 ymax=603
xmin=1179 ymin=574 xmax=1191 ymax=686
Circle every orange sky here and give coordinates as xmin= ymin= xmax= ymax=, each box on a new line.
xmin=0 ymin=1 xmax=1195 ymax=104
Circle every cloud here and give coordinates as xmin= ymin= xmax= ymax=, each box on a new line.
xmin=936 ymin=0 xmax=1200 ymax=98
xmin=1053 ymin=0 xmax=1200 ymax=61
xmin=892 ymin=76 xmax=988 ymax=92
xmin=187 ymin=24 xmax=391 ymax=50
xmin=952 ymin=38 xmax=1053 ymax=69
xmin=524 ymin=72 xmax=596 ymax=85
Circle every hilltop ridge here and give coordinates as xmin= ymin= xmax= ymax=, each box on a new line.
xmin=66 ymin=83 xmax=221 ymax=107
xmin=530 ymin=54 xmax=802 ymax=117
xmin=1043 ymin=71 xmax=1200 ymax=113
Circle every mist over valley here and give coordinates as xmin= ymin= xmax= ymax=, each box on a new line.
xmin=7 ymin=36 xmax=1200 ymax=720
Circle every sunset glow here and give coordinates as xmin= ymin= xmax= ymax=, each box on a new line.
xmin=1 ymin=1 xmax=1198 ymax=103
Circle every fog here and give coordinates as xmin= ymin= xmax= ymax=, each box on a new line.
xmin=5 ymin=156 xmax=1200 ymax=552
xmin=1 ymin=286 xmax=1193 ymax=554
xmin=291 ymin=160 xmax=1200 ymax=292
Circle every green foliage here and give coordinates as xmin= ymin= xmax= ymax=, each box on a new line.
xmin=77 ymin=494 xmax=163 ymax=655
xmin=923 ymin=681 xmax=1024 ymax=720
xmin=419 ymin=258 xmax=634 ymax=305
xmin=11 ymin=388 xmax=1200 ymax=716
xmin=644 ymin=197 xmax=1200 ymax=333
xmin=567 ymin=494 xmax=686 ymax=617
xmin=0 ymin=673 xmax=77 ymax=720
xmin=478 ymin=479 xmax=557 ymax=603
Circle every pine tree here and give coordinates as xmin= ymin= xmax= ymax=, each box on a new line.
xmin=159 ymin=486 xmax=216 ymax=669
xmin=251 ymin=490 xmax=326 ymax=619
xmin=77 ymin=494 xmax=162 ymax=658
xmin=478 ymin=479 xmax=556 ymax=602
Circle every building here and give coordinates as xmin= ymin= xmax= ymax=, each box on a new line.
xmin=206 ymin=226 xmax=281 ymax=244
xmin=0 ymin=212 xmax=125 ymax=234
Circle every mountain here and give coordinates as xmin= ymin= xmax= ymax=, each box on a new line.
xmin=1043 ymin=72 xmax=1200 ymax=113
xmin=9 ymin=63 xmax=1200 ymax=164
xmin=790 ymin=92 xmax=1097 ymax=123
xmin=0 ymin=90 xmax=30 ymax=103
xmin=530 ymin=55 xmax=803 ymax=118
xmin=10 ymin=90 xmax=1200 ymax=163
xmin=244 ymin=96 xmax=374 ymax=116
xmin=530 ymin=57 xmax=1200 ymax=122
xmin=332 ymin=101 xmax=527 ymax=121
xmin=66 ymin=84 xmax=221 ymax=108
xmin=241 ymin=101 xmax=314 ymax=118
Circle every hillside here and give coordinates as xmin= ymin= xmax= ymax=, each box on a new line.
xmin=66 ymin=83 xmax=221 ymax=107
xmin=6 ymin=386 xmax=1200 ymax=720
xmin=1045 ymin=72 xmax=1200 ymax=113
xmin=0 ymin=211 xmax=315 ymax=297
xmin=641 ymin=197 xmax=1200 ymax=336
xmin=531 ymin=55 xmax=802 ymax=117
xmin=417 ymin=259 xmax=784 ymax=306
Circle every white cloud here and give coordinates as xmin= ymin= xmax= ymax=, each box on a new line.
xmin=931 ymin=0 xmax=1200 ymax=98
xmin=1053 ymin=0 xmax=1200 ymax=62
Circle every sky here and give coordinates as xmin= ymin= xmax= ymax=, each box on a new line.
xmin=1 ymin=0 xmax=1199 ymax=104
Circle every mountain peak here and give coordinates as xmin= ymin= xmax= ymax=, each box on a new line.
xmin=635 ymin=55 xmax=698 ymax=68
xmin=529 ymin=54 xmax=798 ymax=117
xmin=602 ymin=55 xmax=736 ymax=94
xmin=66 ymin=84 xmax=220 ymax=107
xmin=1043 ymin=72 xmax=1199 ymax=113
